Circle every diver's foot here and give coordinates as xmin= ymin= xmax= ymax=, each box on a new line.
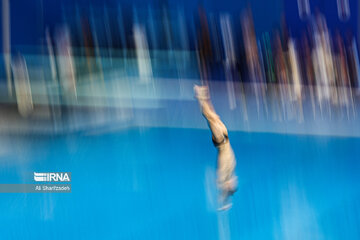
xmin=194 ymin=85 xmax=210 ymax=100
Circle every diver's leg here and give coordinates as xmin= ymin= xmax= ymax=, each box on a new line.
xmin=194 ymin=85 xmax=228 ymax=142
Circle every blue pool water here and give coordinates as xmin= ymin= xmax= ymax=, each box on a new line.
xmin=0 ymin=128 xmax=359 ymax=239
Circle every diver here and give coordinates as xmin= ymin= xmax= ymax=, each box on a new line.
xmin=194 ymin=85 xmax=238 ymax=211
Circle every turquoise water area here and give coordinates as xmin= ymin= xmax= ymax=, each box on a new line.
xmin=0 ymin=128 xmax=359 ymax=239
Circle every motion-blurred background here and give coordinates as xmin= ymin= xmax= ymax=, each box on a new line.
xmin=1 ymin=0 xmax=360 ymax=239
xmin=0 ymin=0 xmax=360 ymax=135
